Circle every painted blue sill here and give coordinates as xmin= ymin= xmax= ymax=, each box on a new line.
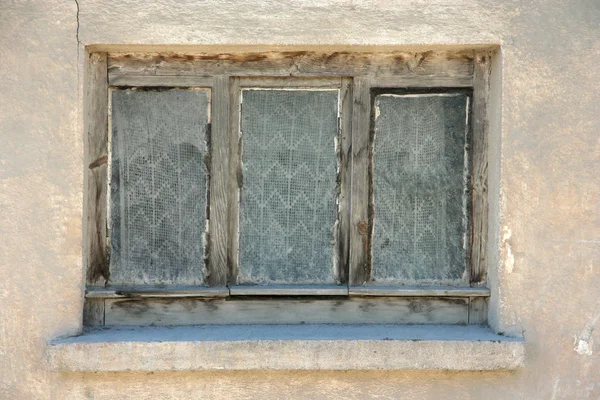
xmin=47 ymin=324 xmax=524 ymax=371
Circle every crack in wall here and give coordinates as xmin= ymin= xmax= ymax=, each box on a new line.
xmin=74 ymin=0 xmax=81 ymax=46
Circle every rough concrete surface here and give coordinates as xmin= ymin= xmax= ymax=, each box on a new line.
xmin=1 ymin=0 xmax=599 ymax=399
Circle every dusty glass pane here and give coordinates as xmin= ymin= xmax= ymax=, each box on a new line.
xmin=109 ymin=89 xmax=209 ymax=285
xmin=372 ymin=93 xmax=469 ymax=283
xmin=239 ymin=89 xmax=339 ymax=284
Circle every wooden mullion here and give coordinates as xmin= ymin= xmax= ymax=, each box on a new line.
xmin=228 ymin=77 xmax=242 ymax=285
xmin=83 ymin=299 xmax=105 ymax=326
xmin=470 ymin=53 xmax=490 ymax=285
xmin=468 ymin=296 xmax=488 ymax=324
xmin=337 ymin=78 xmax=353 ymax=284
xmin=349 ymin=77 xmax=373 ymax=285
xmin=207 ymin=76 xmax=231 ymax=286
xmin=85 ymin=52 xmax=109 ymax=286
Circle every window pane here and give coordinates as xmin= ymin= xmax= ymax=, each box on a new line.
xmin=110 ymin=89 xmax=209 ymax=285
xmin=239 ymin=89 xmax=339 ymax=284
xmin=372 ymin=93 xmax=469 ymax=283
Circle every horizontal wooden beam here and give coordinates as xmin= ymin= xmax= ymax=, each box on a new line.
xmin=108 ymin=51 xmax=474 ymax=81
xmin=104 ymin=297 xmax=469 ymax=326
xmin=87 ymin=285 xmax=489 ymax=298
xmin=229 ymin=285 xmax=348 ymax=296
xmin=237 ymin=77 xmax=342 ymax=88
xmin=109 ymin=75 xmax=213 ymax=87
xmin=349 ymin=286 xmax=490 ymax=297
xmin=86 ymin=286 xmax=229 ymax=299
xmin=369 ymin=75 xmax=473 ymax=88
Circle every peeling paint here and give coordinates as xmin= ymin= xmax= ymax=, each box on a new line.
xmin=574 ymin=337 xmax=593 ymax=356
xmin=502 ymin=226 xmax=514 ymax=274
xmin=574 ymin=308 xmax=600 ymax=356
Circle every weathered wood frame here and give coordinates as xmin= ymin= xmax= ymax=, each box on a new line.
xmin=230 ymin=77 xmax=349 ymax=287
xmin=102 ymin=297 xmax=472 ymax=326
xmin=84 ymin=50 xmax=492 ymax=326
xmin=83 ymin=52 xmax=108 ymax=325
xmin=106 ymin=85 xmax=213 ymax=287
xmin=349 ymin=86 xmax=476 ymax=286
xmin=85 ymin=52 xmax=109 ymax=287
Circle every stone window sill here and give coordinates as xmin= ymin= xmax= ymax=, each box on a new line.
xmin=47 ymin=324 xmax=524 ymax=371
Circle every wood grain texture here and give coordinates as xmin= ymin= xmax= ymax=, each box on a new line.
xmin=109 ymin=75 xmax=213 ymax=87
xmin=349 ymin=77 xmax=372 ymax=285
xmin=227 ymin=77 xmax=241 ymax=284
xmin=86 ymin=286 xmax=229 ymax=299
xmin=349 ymin=286 xmax=490 ymax=297
xmin=337 ymin=78 xmax=353 ymax=284
xmin=368 ymin=75 xmax=473 ymax=88
xmin=108 ymin=51 xmax=474 ymax=80
xmin=207 ymin=76 xmax=230 ymax=286
xmin=229 ymin=285 xmax=347 ymax=296
xmin=83 ymin=299 xmax=105 ymax=326
xmin=468 ymin=296 xmax=488 ymax=324
xmin=238 ymin=77 xmax=342 ymax=88
xmin=85 ymin=52 xmax=109 ymax=285
xmin=97 ymin=49 xmax=488 ymax=296
xmin=470 ymin=54 xmax=490 ymax=284
xmin=104 ymin=297 xmax=468 ymax=326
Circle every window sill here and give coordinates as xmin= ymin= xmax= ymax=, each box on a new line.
xmin=47 ymin=325 xmax=524 ymax=371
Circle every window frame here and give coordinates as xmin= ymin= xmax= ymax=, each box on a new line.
xmin=229 ymin=77 xmax=350 ymax=288
xmin=83 ymin=50 xmax=491 ymax=326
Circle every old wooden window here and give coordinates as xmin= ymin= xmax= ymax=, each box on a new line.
xmin=84 ymin=50 xmax=492 ymax=326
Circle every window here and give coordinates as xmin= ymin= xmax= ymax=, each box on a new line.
xmin=84 ymin=50 xmax=491 ymax=326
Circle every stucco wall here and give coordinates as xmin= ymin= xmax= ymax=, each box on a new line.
xmin=1 ymin=0 xmax=598 ymax=398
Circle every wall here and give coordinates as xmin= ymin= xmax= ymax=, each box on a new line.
xmin=1 ymin=0 xmax=598 ymax=398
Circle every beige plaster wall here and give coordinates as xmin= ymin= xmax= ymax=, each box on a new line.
xmin=1 ymin=0 xmax=598 ymax=398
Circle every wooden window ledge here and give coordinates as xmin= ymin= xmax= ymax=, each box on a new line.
xmin=47 ymin=325 xmax=524 ymax=371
